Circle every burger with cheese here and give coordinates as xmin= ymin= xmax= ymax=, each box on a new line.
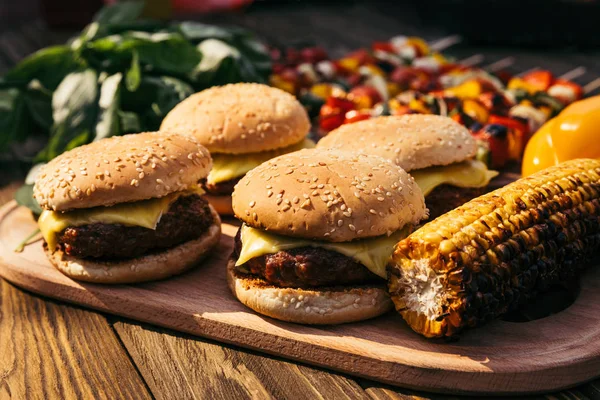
xmin=160 ymin=83 xmax=313 ymax=215
xmin=33 ymin=132 xmax=221 ymax=284
xmin=317 ymin=115 xmax=498 ymax=219
xmin=227 ymin=149 xmax=427 ymax=324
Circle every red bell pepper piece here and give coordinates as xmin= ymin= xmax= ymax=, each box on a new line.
xmin=325 ymin=96 xmax=356 ymax=112
xmin=522 ymin=70 xmax=554 ymax=92
xmin=344 ymin=110 xmax=371 ymax=124
xmin=551 ymin=79 xmax=584 ymax=100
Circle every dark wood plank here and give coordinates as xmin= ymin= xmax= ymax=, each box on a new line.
xmin=0 ymin=280 xmax=152 ymax=399
xmin=113 ymin=320 xmax=368 ymax=400
xmin=0 ymin=182 xmax=152 ymax=399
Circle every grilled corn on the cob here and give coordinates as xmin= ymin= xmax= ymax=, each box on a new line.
xmin=388 ymin=158 xmax=600 ymax=338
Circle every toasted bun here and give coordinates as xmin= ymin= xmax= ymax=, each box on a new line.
xmin=227 ymin=258 xmax=392 ymax=324
xmin=45 ymin=206 xmax=221 ymax=284
xmin=34 ymin=132 xmax=212 ymax=211
xmin=203 ymin=193 xmax=233 ymax=216
xmin=317 ymin=115 xmax=477 ymax=171
xmin=160 ymin=83 xmax=310 ymax=154
xmin=232 ymin=149 xmax=426 ymax=242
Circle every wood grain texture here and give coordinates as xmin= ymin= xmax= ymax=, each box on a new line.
xmin=114 ymin=320 xmax=368 ymax=400
xmin=2 ymin=201 xmax=600 ymax=395
xmin=0 ymin=279 xmax=151 ymax=399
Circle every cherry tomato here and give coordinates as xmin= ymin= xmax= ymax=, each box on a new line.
xmin=300 ymin=47 xmax=328 ymax=63
xmin=349 ymin=86 xmax=383 ymax=108
xmin=325 ymin=96 xmax=356 ymax=112
xmin=372 ymin=42 xmax=395 ymax=53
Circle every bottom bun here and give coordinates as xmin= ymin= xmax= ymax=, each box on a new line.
xmin=45 ymin=205 xmax=222 ymax=284
xmin=203 ymin=194 xmax=233 ymax=216
xmin=227 ymin=257 xmax=393 ymax=324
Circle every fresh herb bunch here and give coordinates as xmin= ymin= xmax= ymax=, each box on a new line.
xmin=3 ymin=1 xmax=271 ymax=211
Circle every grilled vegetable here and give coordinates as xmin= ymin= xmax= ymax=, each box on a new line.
xmin=388 ymin=158 xmax=600 ymax=338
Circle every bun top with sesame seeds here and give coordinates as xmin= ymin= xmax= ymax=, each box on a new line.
xmin=232 ymin=149 xmax=427 ymax=242
xmin=316 ymin=115 xmax=477 ymax=171
xmin=33 ymin=132 xmax=212 ymax=211
xmin=160 ymin=83 xmax=310 ymax=155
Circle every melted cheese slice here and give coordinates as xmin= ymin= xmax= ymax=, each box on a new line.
xmin=410 ymin=160 xmax=498 ymax=196
xmin=207 ymin=139 xmax=315 ymax=184
xmin=39 ymin=188 xmax=203 ymax=251
xmin=236 ymin=224 xmax=410 ymax=278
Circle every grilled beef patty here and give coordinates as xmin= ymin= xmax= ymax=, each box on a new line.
xmin=233 ymin=229 xmax=381 ymax=288
xmin=425 ymin=185 xmax=487 ymax=220
xmin=56 ymin=195 xmax=214 ymax=259
xmin=202 ymin=177 xmax=240 ymax=195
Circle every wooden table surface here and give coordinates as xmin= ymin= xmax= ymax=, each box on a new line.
xmin=2 ymin=2 xmax=600 ymax=399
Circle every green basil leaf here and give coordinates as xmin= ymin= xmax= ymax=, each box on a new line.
xmin=191 ymin=39 xmax=242 ymax=87
xmin=93 ymin=0 xmax=145 ymax=25
xmin=0 ymin=88 xmax=28 ymax=152
xmin=84 ymin=32 xmax=201 ymax=77
xmin=94 ymin=72 xmax=122 ymax=141
xmin=177 ymin=22 xmax=235 ymax=42
xmin=126 ymin=50 xmax=141 ymax=91
xmin=4 ymin=46 xmax=85 ymax=90
xmin=24 ymin=80 xmax=53 ymax=130
xmin=14 ymin=184 xmax=43 ymax=215
xmin=36 ymin=70 xmax=99 ymax=162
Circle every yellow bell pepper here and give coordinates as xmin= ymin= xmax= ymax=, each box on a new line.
xmin=269 ymin=75 xmax=295 ymax=94
xmin=408 ymin=99 xmax=430 ymax=114
xmin=507 ymin=77 xmax=538 ymax=94
xmin=445 ymin=80 xmax=482 ymax=99
xmin=310 ymin=84 xmax=333 ymax=100
xmin=462 ymin=99 xmax=489 ymax=123
xmin=406 ymin=37 xmax=429 ymax=55
xmin=338 ymin=57 xmax=361 ymax=72
xmin=522 ymin=95 xmax=600 ymax=176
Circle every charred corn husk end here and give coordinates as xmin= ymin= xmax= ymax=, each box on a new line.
xmin=388 ymin=158 xmax=600 ymax=338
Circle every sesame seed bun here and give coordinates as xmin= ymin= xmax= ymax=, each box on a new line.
xmin=160 ymin=83 xmax=310 ymax=155
xmin=227 ymin=257 xmax=392 ymax=324
xmin=34 ymin=132 xmax=212 ymax=212
xmin=232 ymin=149 xmax=427 ymax=242
xmin=203 ymin=193 xmax=234 ymax=215
xmin=45 ymin=205 xmax=221 ymax=284
xmin=317 ymin=115 xmax=477 ymax=171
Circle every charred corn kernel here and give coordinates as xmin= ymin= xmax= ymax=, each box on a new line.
xmin=445 ymin=80 xmax=482 ymax=99
xmin=269 ymin=75 xmax=295 ymax=94
xmin=310 ymin=83 xmax=333 ymax=100
xmin=388 ymin=159 xmax=600 ymax=338
xmin=409 ymin=99 xmax=431 ymax=114
xmin=338 ymin=57 xmax=360 ymax=72
xmin=462 ymin=99 xmax=489 ymax=123
xmin=407 ymin=37 xmax=429 ymax=55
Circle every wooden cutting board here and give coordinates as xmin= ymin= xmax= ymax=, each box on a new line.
xmin=1 ymin=200 xmax=600 ymax=395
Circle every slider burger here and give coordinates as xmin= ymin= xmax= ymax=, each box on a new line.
xmin=33 ymin=132 xmax=221 ymax=284
xmin=227 ymin=149 xmax=427 ymax=324
xmin=160 ymin=83 xmax=313 ymax=215
xmin=317 ymin=115 xmax=498 ymax=219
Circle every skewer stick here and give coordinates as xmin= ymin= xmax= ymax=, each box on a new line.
xmin=558 ymin=66 xmax=586 ymax=81
xmin=485 ymin=57 xmax=515 ymax=72
xmin=515 ymin=67 xmax=539 ymax=77
xmin=457 ymin=54 xmax=484 ymax=67
xmin=429 ymin=35 xmax=462 ymax=52
xmin=583 ymin=77 xmax=600 ymax=94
